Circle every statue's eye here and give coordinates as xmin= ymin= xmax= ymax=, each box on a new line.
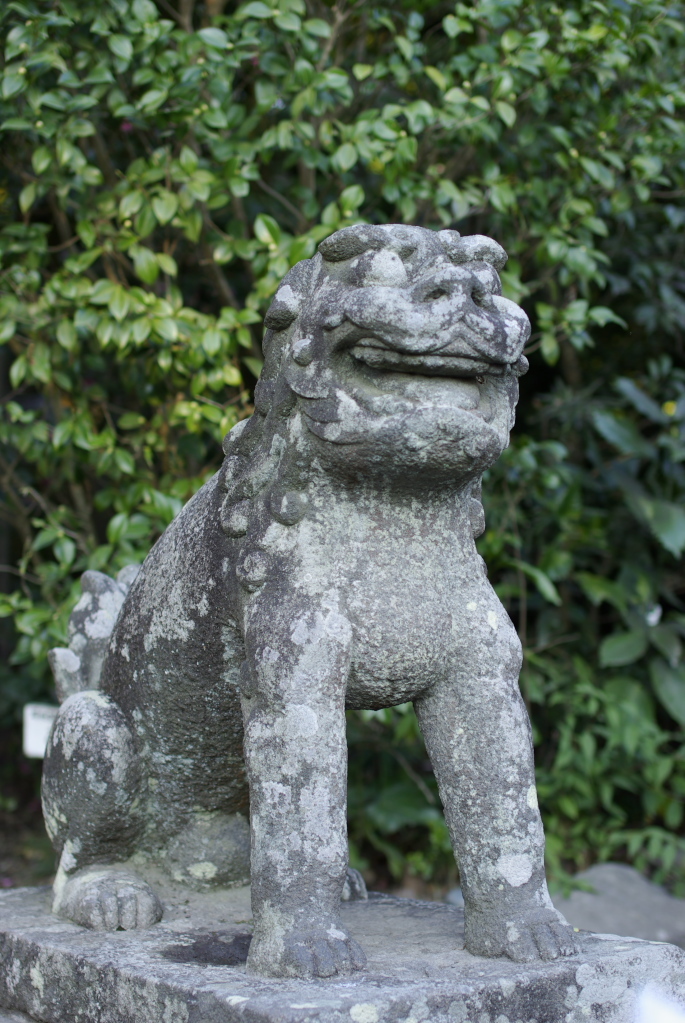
xmin=471 ymin=286 xmax=487 ymax=307
xmin=424 ymin=286 xmax=448 ymax=301
xmin=397 ymin=244 xmax=417 ymax=261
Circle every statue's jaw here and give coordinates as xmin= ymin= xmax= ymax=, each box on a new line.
xmin=350 ymin=341 xmax=502 ymax=380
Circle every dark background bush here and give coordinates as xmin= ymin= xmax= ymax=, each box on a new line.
xmin=0 ymin=0 xmax=684 ymax=893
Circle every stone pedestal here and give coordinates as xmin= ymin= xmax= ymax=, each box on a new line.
xmin=1 ymin=885 xmax=684 ymax=1023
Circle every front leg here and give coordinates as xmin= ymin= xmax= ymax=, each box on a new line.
xmin=241 ymin=586 xmax=366 ymax=979
xmin=415 ymin=597 xmax=577 ymax=963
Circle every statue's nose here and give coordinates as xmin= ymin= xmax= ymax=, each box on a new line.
xmin=411 ymin=271 xmax=491 ymax=310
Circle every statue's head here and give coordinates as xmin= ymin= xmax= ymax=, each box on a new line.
xmin=219 ymin=225 xmax=530 ymax=539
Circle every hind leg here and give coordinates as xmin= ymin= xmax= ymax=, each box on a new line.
xmin=42 ymin=690 xmax=162 ymax=930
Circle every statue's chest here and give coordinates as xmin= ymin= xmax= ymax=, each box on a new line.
xmin=335 ymin=536 xmax=485 ymax=707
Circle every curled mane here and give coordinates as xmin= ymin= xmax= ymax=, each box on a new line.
xmin=218 ymin=256 xmax=316 ymax=540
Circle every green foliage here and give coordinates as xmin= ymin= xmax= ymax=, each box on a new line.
xmin=0 ymin=0 xmax=684 ymax=888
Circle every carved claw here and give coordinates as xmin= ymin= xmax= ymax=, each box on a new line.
xmin=465 ymin=905 xmax=578 ymax=963
xmin=55 ymin=867 xmax=162 ymax=931
xmin=342 ymin=866 xmax=368 ymax=901
xmin=249 ymin=925 xmax=367 ymax=979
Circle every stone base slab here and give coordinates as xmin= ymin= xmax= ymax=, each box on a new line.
xmin=2 ymin=885 xmax=685 ymax=1023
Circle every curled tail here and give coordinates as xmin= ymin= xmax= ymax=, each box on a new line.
xmin=48 ymin=566 xmax=139 ymax=703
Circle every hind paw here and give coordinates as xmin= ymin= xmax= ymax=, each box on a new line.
xmin=55 ymin=867 xmax=163 ymax=931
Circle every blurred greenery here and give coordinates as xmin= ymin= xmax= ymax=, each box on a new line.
xmin=0 ymin=0 xmax=684 ymax=891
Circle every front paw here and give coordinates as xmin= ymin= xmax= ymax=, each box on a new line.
xmin=465 ymin=904 xmax=578 ymax=963
xmin=248 ymin=922 xmax=367 ymax=978
xmin=55 ymin=867 xmax=163 ymax=931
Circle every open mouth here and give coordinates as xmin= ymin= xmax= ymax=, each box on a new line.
xmin=350 ymin=340 xmax=502 ymax=379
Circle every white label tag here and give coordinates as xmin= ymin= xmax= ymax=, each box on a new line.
xmin=23 ymin=702 xmax=58 ymax=758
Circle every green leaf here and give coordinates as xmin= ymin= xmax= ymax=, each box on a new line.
xmin=156 ymin=253 xmax=177 ymax=276
xmin=238 ymin=1 xmax=273 ymax=17
xmin=540 ymin=333 xmax=560 ymax=365
xmin=107 ymin=512 xmax=129 ymax=543
xmin=31 ymin=343 xmax=52 ymax=384
xmin=131 ymin=246 xmax=159 ymax=284
xmin=509 ymin=560 xmax=562 ymax=606
xmin=76 ymin=219 xmax=97 ymax=248
xmin=151 ymin=190 xmax=178 ymax=224
xmin=198 ymin=27 xmax=229 ymax=48
xmin=254 ymin=213 xmax=281 ymax=247
xmin=628 ymin=497 xmax=685 ymax=558
xmin=54 ymin=537 xmax=76 ymax=567
xmin=9 ymin=355 xmax=27 ymax=388
xmin=424 ymin=66 xmax=447 ymax=92
xmin=303 ymin=18 xmax=331 ymax=37
xmin=114 ymin=448 xmax=135 ymax=474
xmin=119 ymin=191 xmax=144 ymax=218
xmin=202 ymin=328 xmax=222 ymax=356
xmin=580 ymin=157 xmax=614 ymax=189
xmin=56 ymin=320 xmax=77 ymax=350
xmin=443 ymin=14 xmax=471 ymax=38
xmin=132 ymin=0 xmax=158 ymax=19
xmin=19 ymin=183 xmax=37 ymax=213
xmin=2 ymin=74 xmax=26 ymax=100
xmin=591 ymin=411 xmax=654 ymax=458
xmin=495 ymin=101 xmax=516 ymax=128
xmin=599 ymin=630 xmax=648 ymax=668
xmin=352 ymin=64 xmax=373 ymax=81
xmin=243 ymin=356 xmax=263 ymax=379
xmin=179 ymin=146 xmax=198 ymax=174
xmin=213 ymin=241 xmax=234 ymax=265
xmin=615 ymin=378 xmax=669 ymax=424
xmin=32 ymin=146 xmax=52 ymax=175
xmin=650 ymin=659 xmax=685 ymax=727
xmin=340 ymin=184 xmax=364 ymax=213
xmin=274 ymin=12 xmax=301 ymax=31
xmin=181 ymin=208 xmax=203 ymax=243
xmin=108 ymin=35 xmax=133 ymax=62
xmin=109 ymin=286 xmax=130 ymax=322
xmin=134 ymin=204 xmax=157 ymax=238
xmin=650 ymin=625 xmax=682 ymax=668
xmin=576 ymin=573 xmax=626 ymax=612
xmin=588 ymin=306 xmax=626 ymax=328
xmin=153 ymin=318 xmax=178 ymax=342
xmin=332 ymin=143 xmax=357 ymax=172
xmin=118 ymin=412 xmax=145 ymax=429
xmin=138 ymin=88 xmax=168 ymax=112
xmin=132 ymin=317 xmax=151 ymax=343
xmin=0 ymin=321 xmax=16 ymax=343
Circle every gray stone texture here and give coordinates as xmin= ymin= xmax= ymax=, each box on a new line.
xmin=553 ymin=863 xmax=685 ymax=947
xmin=42 ymin=224 xmax=575 ymax=977
xmin=2 ymin=885 xmax=685 ymax=1023
xmin=0 ymin=1009 xmax=35 ymax=1023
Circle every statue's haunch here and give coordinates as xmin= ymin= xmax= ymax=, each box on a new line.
xmin=43 ymin=224 xmax=577 ymax=978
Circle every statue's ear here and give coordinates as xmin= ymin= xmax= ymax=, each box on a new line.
xmin=263 ymin=258 xmax=315 ymax=330
xmin=264 ymin=284 xmax=301 ymax=330
xmin=318 ymin=225 xmax=386 ymax=262
xmin=440 ymin=232 xmax=508 ymax=271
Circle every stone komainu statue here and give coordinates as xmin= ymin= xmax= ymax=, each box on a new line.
xmin=43 ymin=224 xmax=577 ymax=978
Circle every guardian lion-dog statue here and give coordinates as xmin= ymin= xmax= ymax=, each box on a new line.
xmin=43 ymin=224 xmax=577 ymax=978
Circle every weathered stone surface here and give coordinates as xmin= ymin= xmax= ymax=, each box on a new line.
xmin=42 ymin=223 xmax=574 ymax=976
xmin=2 ymin=886 xmax=684 ymax=1023
xmin=0 ymin=1009 xmax=35 ymax=1023
xmin=553 ymin=863 xmax=685 ymax=948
